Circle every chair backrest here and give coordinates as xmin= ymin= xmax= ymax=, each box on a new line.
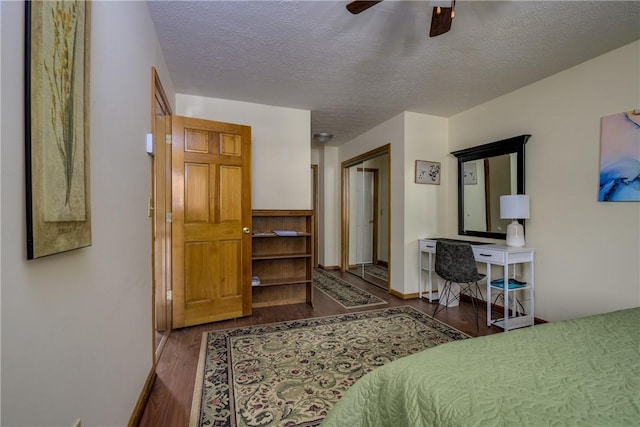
xmin=435 ymin=240 xmax=480 ymax=283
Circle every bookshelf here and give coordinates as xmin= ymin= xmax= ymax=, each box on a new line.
xmin=251 ymin=210 xmax=314 ymax=308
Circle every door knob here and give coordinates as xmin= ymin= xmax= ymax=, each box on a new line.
xmin=243 ymin=227 xmax=251 ymax=234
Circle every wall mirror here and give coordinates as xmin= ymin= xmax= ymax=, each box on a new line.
xmin=451 ymin=135 xmax=530 ymax=239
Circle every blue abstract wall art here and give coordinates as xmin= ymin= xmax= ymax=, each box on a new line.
xmin=599 ymin=109 xmax=640 ymax=202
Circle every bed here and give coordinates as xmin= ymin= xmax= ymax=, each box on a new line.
xmin=320 ymin=307 xmax=640 ymax=426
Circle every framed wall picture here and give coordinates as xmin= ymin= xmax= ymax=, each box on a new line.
xmin=415 ymin=160 xmax=441 ymax=185
xmin=25 ymin=0 xmax=92 ymax=259
xmin=599 ymin=109 xmax=640 ymax=201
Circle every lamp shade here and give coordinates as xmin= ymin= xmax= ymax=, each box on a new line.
xmin=500 ymin=195 xmax=530 ymax=220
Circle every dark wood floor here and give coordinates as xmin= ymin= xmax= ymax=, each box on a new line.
xmin=138 ymin=270 xmax=504 ymax=427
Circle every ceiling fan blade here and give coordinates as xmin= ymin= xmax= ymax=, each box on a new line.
xmin=346 ymin=1 xmax=383 ymax=15
xmin=429 ymin=6 xmax=453 ymax=37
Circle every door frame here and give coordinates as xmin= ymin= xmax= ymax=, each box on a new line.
xmin=340 ymin=144 xmax=391 ymax=289
xmin=311 ymin=164 xmax=319 ymax=268
xmin=151 ymin=67 xmax=172 ymax=364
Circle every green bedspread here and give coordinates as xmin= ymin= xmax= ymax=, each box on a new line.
xmin=321 ymin=308 xmax=640 ymax=427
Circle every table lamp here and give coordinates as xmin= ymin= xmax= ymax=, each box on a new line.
xmin=500 ymin=195 xmax=529 ymax=247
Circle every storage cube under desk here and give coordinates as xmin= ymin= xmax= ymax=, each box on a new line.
xmin=418 ymin=238 xmax=535 ymax=331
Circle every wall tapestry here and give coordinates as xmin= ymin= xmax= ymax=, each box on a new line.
xmin=25 ymin=0 xmax=92 ymax=259
xmin=599 ymin=109 xmax=640 ymax=202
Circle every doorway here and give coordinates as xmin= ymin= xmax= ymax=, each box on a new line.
xmin=341 ymin=145 xmax=390 ymax=290
xmin=151 ymin=68 xmax=172 ymax=361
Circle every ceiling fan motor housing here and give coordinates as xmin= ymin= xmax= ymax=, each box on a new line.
xmin=346 ymin=0 xmax=455 ymax=37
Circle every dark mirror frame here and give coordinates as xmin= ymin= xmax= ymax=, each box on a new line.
xmin=451 ymin=134 xmax=530 ymax=240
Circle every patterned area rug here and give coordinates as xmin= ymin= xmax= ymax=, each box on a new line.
xmin=313 ymin=268 xmax=387 ymax=309
xmin=364 ymin=264 xmax=388 ymax=282
xmin=190 ymin=306 xmax=468 ymax=427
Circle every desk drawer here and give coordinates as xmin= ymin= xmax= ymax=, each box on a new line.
xmin=473 ymin=247 xmax=505 ymax=264
xmin=419 ymin=239 xmax=437 ymax=252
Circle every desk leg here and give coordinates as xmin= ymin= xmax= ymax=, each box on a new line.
xmin=529 ymin=260 xmax=534 ymax=321
xmin=503 ymin=265 xmax=509 ymax=331
xmin=418 ymin=250 xmax=423 ymax=299
xmin=486 ymin=262 xmax=491 ymax=327
xmin=427 ymin=252 xmax=434 ymax=302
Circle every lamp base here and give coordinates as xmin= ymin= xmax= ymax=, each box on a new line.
xmin=506 ymin=220 xmax=525 ymax=247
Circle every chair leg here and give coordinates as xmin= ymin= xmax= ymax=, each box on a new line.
xmin=473 ymin=282 xmax=483 ymax=301
xmin=462 ymin=281 xmax=481 ymax=332
xmin=435 ymin=281 xmax=480 ymax=331
xmin=433 ymin=281 xmax=451 ymax=318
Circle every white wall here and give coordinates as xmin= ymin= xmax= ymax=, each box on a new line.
xmin=176 ymin=94 xmax=311 ymax=210
xmin=311 ymin=146 xmax=320 ymax=165
xmin=403 ymin=112 xmax=449 ymax=295
xmin=448 ymin=41 xmax=640 ymax=321
xmin=1 ymin=1 xmax=174 ymax=426
xmin=318 ymin=146 xmax=340 ymax=268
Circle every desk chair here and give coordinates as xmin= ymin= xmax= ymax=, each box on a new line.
xmin=432 ymin=240 xmax=485 ymax=331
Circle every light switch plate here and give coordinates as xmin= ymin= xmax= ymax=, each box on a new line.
xmin=146 ymin=133 xmax=154 ymax=155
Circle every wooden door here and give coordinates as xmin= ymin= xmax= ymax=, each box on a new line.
xmin=171 ymin=115 xmax=252 ymax=328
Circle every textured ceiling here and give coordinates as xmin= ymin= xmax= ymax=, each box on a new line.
xmin=148 ymin=1 xmax=640 ymax=145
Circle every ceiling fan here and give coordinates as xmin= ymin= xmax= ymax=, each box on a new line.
xmin=346 ymin=0 xmax=456 ymax=37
